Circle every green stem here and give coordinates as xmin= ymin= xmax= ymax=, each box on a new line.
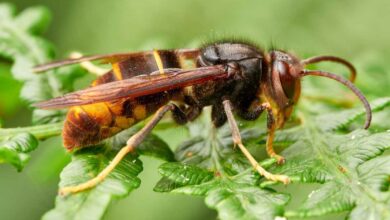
xmin=0 ymin=122 xmax=63 ymax=141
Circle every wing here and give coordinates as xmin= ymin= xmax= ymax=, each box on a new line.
xmin=34 ymin=65 xmax=227 ymax=109
xmin=33 ymin=49 xmax=200 ymax=73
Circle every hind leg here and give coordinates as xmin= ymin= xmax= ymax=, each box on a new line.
xmin=59 ymin=104 xmax=175 ymax=195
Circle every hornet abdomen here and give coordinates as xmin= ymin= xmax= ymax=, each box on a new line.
xmin=63 ymin=50 xmax=182 ymax=150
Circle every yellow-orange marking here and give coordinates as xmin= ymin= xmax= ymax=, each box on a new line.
xmin=112 ymin=62 xmax=123 ymax=80
xmin=178 ymin=54 xmax=195 ymax=69
xmin=115 ymin=116 xmax=135 ymax=129
xmin=153 ymin=49 xmax=164 ymax=74
xmin=106 ymin=101 xmax=124 ymax=115
xmin=91 ymin=80 xmax=98 ymax=86
xmin=81 ymin=103 xmax=112 ymax=126
xmin=71 ymin=107 xmax=83 ymax=120
xmin=109 ymin=127 xmax=122 ymax=134
xmin=133 ymin=105 xmax=147 ymax=120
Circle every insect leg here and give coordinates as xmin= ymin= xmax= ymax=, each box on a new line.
xmin=171 ymin=104 xmax=188 ymax=125
xmin=186 ymin=106 xmax=202 ymax=121
xmin=212 ymin=103 xmax=227 ymax=127
xmin=70 ymin=52 xmax=109 ymax=76
xmin=262 ymin=103 xmax=285 ymax=164
xmin=59 ymin=104 xmax=175 ymax=195
xmin=236 ymin=100 xmax=265 ymax=120
xmin=171 ymin=104 xmax=203 ymax=125
xmin=222 ymin=100 xmax=289 ymax=184
xmin=236 ymin=101 xmax=284 ymax=164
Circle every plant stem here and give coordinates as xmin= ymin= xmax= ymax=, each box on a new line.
xmin=0 ymin=122 xmax=63 ymax=141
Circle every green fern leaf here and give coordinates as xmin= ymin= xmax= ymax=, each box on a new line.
xmin=0 ymin=133 xmax=38 ymax=171
xmin=0 ymin=3 xmax=86 ymax=124
xmin=42 ymin=149 xmax=142 ymax=220
xmin=267 ymin=98 xmax=390 ymax=219
xmin=43 ymin=127 xmax=176 ymax=219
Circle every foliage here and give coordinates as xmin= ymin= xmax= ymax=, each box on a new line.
xmin=152 ymin=98 xmax=390 ymax=220
xmin=1 ymin=4 xmax=390 ymax=220
xmin=43 ymin=150 xmax=142 ymax=220
xmin=0 ymin=133 xmax=38 ymax=171
xmin=0 ymin=3 xmax=86 ymax=125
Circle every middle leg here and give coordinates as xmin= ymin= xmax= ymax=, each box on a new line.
xmin=222 ymin=100 xmax=289 ymax=184
xmin=238 ymin=101 xmax=285 ymax=164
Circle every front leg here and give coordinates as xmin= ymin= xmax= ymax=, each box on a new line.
xmin=262 ymin=103 xmax=285 ymax=164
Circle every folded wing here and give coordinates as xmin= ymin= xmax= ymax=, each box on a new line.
xmin=34 ymin=65 xmax=227 ymax=109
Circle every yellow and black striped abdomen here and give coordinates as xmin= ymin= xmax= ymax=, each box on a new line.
xmin=63 ymin=50 xmax=185 ymax=150
xmin=63 ymin=95 xmax=171 ymax=150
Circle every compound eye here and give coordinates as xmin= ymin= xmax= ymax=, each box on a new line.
xmin=276 ymin=61 xmax=296 ymax=99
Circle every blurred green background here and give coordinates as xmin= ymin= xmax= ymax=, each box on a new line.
xmin=1 ymin=0 xmax=389 ymax=219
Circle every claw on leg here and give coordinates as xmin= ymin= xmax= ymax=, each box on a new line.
xmin=273 ymin=154 xmax=286 ymax=165
xmin=266 ymin=129 xmax=285 ymax=165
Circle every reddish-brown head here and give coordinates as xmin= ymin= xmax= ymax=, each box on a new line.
xmin=269 ymin=51 xmax=302 ymax=107
xmin=265 ymin=50 xmax=372 ymax=129
xmin=261 ymin=51 xmax=302 ymax=127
